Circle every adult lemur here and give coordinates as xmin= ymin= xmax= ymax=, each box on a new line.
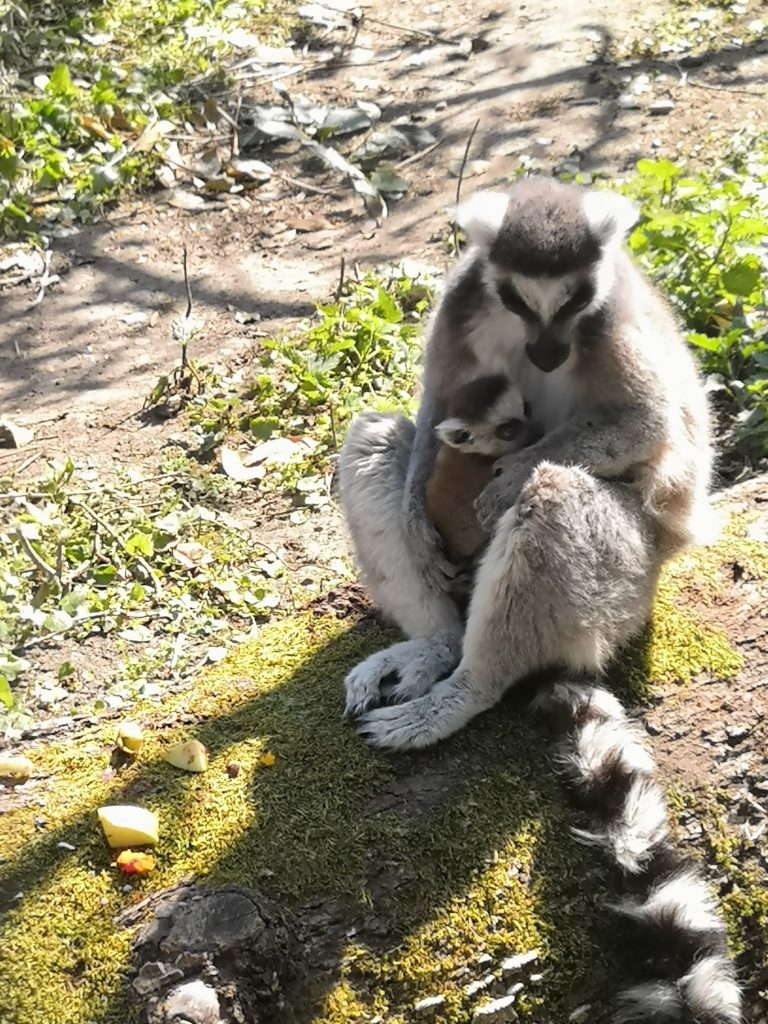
xmin=338 ymin=178 xmax=740 ymax=1022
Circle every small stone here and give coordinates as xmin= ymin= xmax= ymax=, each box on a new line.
xmin=506 ymin=982 xmax=524 ymax=999
xmin=649 ymin=98 xmax=675 ymax=115
xmin=645 ymin=721 xmax=662 ymax=736
xmin=435 ymin=100 xmax=447 ymax=111
xmin=472 ymin=994 xmax=518 ymax=1023
xmin=477 ymin=953 xmax=494 ymax=968
xmin=133 ymin=961 xmax=184 ymax=996
xmin=569 ymin=1006 xmax=591 ymax=1023
xmin=465 ymin=975 xmax=496 ymax=998
xmin=617 ymin=93 xmax=642 ymax=110
xmin=725 ymin=724 xmax=750 ymax=744
xmin=162 ymin=979 xmax=221 ymax=1024
xmin=226 ymin=763 xmax=241 ymax=778
xmin=500 ymin=950 xmax=538 ymax=978
xmin=752 ymin=779 xmax=768 ymax=794
xmin=414 ymin=994 xmax=446 ymax=1013
xmin=529 ymin=973 xmax=545 ymax=984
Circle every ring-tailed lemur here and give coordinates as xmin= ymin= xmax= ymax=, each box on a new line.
xmin=427 ymin=373 xmax=541 ymax=562
xmin=338 ymin=178 xmax=738 ymax=1021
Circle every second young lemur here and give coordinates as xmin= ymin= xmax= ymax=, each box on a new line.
xmin=426 ymin=373 xmax=541 ymax=562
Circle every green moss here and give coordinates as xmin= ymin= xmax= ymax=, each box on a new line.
xmin=671 ymin=788 xmax=768 ymax=988
xmin=0 ymin=612 xmax=615 ymax=1024
xmin=0 ymin=502 xmax=762 ymax=1023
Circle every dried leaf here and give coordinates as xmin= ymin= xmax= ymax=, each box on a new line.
xmin=134 ymin=119 xmax=174 ymax=154
xmin=167 ymin=189 xmax=206 ymax=211
xmin=0 ymin=418 xmax=34 ymax=448
xmin=220 ymin=446 xmax=267 ymax=482
xmin=173 ymin=542 xmax=213 ymax=569
xmin=228 ymin=158 xmax=273 ymax=182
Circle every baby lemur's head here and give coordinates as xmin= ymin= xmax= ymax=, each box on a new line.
xmin=436 ymin=374 xmax=542 ymax=457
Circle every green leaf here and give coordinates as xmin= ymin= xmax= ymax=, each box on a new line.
xmin=249 ymin=417 xmax=280 ymax=440
xmin=636 ymin=158 xmax=681 ymax=181
xmin=125 ymin=532 xmax=154 ymax=557
xmin=721 ymin=260 xmax=761 ymax=298
xmin=687 ymin=332 xmax=724 ymax=353
xmin=93 ymin=563 xmax=118 ymax=586
xmin=0 ymin=675 xmax=12 ymax=709
xmin=47 ymin=65 xmax=78 ymax=98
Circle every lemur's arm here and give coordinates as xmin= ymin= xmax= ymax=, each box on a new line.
xmin=402 ymin=387 xmax=460 ymax=588
xmin=476 ymin=404 xmax=665 ymax=531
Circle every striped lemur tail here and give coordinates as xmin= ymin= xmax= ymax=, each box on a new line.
xmin=531 ymin=680 xmax=742 ymax=1024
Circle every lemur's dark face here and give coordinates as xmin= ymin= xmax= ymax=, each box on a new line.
xmin=494 ymin=274 xmax=596 ymax=373
xmin=436 ymin=375 xmax=539 ymax=457
xmin=456 ymin=179 xmax=639 ymax=374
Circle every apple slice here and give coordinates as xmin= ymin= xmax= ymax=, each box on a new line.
xmin=163 ymin=739 xmax=208 ymax=773
xmin=98 ymin=805 xmax=159 ymax=848
xmin=0 ymin=755 xmax=33 ymax=782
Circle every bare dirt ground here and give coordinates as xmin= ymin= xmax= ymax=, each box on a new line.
xmin=2 ymin=3 xmax=768 ymax=1018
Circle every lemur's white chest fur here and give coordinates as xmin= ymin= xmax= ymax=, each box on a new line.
xmin=465 ymin=308 xmax=578 ymax=431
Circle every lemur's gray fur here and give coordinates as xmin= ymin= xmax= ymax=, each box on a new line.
xmin=337 ymin=178 xmax=737 ymax=1021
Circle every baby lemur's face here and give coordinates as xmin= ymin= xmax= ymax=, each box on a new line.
xmin=436 ymin=373 xmax=542 ymax=457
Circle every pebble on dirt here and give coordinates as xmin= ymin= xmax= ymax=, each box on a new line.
xmin=414 ymin=994 xmax=447 ymax=1013
xmin=472 ymin=994 xmax=519 ymax=1023
xmin=500 ymin=950 xmax=538 ymax=978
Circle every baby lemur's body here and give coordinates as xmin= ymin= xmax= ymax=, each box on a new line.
xmin=425 ymin=373 xmax=539 ymax=561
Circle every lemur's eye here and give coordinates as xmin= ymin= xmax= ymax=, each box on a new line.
xmin=523 ymin=399 xmax=532 ymax=419
xmin=497 ymin=281 xmax=534 ymax=319
xmin=452 ymin=430 xmax=471 ymax=445
xmin=559 ymin=282 xmax=594 ymax=316
xmin=495 ymin=419 xmax=523 ymax=441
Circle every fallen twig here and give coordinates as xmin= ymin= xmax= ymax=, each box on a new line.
xmin=26 ymin=250 xmax=58 ymax=312
xmin=453 ymin=118 xmax=481 ymax=257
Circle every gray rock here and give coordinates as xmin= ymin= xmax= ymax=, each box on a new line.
xmin=617 ymin=93 xmax=642 ymax=110
xmin=569 ymin=1006 xmax=591 ymax=1023
xmin=649 ymin=98 xmax=675 ymax=115
xmin=506 ymin=982 xmax=524 ymax=999
xmin=726 ymin=724 xmax=750 ymax=744
xmin=472 ymin=994 xmax=519 ymax=1023
xmin=133 ymin=961 xmax=184 ymax=996
xmin=500 ymin=950 xmax=538 ymax=978
xmin=162 ymin=979 xmax=221 ymax=1024
xmin=414 ymin=994 xmax=447 ymax=1013
xmin=465 ymin=975 xmax=497 ymax=998
xmin=477 ymin=953 xmax=494 ymax=969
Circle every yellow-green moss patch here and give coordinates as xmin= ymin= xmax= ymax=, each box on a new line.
xmin=1 ymin=612 xmax=616 ymax=1024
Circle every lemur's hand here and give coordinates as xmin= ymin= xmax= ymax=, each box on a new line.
xmin=404 ymin=503 xmax=460 ymax=592
xmin=475 ymin=451 xmax=539 ymax=531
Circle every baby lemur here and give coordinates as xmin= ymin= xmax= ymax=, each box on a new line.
xmin=426 ymin=373 xmax=541 ymax=562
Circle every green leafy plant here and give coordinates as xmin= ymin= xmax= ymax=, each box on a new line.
xmin=186 ymin=264 xmax=436 ymax=480
xmin=0 ymin=455 xmax=283 ymax=728
xmin=617 ymin=154 xmax=768 ymax=473
xmin=0 ymin=0 xmax=288 ymax=239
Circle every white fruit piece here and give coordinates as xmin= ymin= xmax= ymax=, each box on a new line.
xmin=0 ymin=755 xmax=34 ymax=781
xmin=98 ymin=805 xmax=159 ymax=848
xmin=163 ymin=739 xmax=208 ymax=773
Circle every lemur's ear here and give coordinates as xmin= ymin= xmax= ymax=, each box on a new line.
xmin=455 ymin=191 xmax=510 ymax=247
xmin=583 ymin=189 xmax=639 ymax=242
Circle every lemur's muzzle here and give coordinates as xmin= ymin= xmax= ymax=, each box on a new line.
xmin=526 ymin=332 xmax=570 ymax=373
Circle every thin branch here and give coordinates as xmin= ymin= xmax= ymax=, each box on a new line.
xmin=397 ymin=137 xmax=444 ymax=169
xmin=335 ymin=255 xmax=346 ymax=301
xmin=182 ymin=245 xmax=193 ymax=320
xmin=453 ymin=118 xmax=481 ymax=257
xmin=16 ymin=528 xmax=58 ymax=580
xmin=70 ymin=499 xmax=162 ymax=595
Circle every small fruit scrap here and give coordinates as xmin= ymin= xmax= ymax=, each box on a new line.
xmin=0 ymin=755 xmax=33 ymax=782
xmin=98 ymin=805 xmax=159 ymax=848
xmin=115 ymin=721 xmax=144 ymax=756
xmin=116 ymin=849 xmax=156 ymax=876
xmin=163 ymin=739 xmax=208 ymax=773
xmin=260 ymin=752 xmax=276 ymax=767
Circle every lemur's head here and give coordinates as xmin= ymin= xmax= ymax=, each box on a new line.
xmin=456 ymin=178 xmax=639 ymax=373
xmin=436 ymin=373 xmax=541 ymax=457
